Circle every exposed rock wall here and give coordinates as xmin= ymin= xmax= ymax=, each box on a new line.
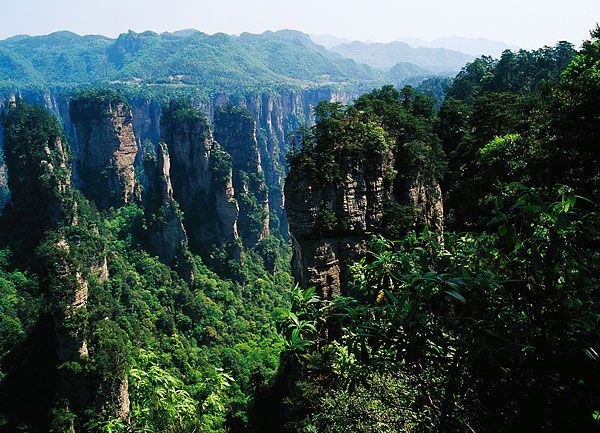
xmin=160 ymin=102 xmax=240 ymax=256
xmin=70 ymin=98 xmax=140 ymax=210
xmin=286 ymin=150 xmax=395 ymax=299
xmin=143 ymin=143 xmax=187 ymax=262
xmin=286 ymin=145 xmax=444 ymax=299
xmin=1 ymin=87 xmax=355 ymax=238
xmin=143 ymin=142 xmax=194 ymax=280
xmin=214 ymin=104 xmax=270 ymax=248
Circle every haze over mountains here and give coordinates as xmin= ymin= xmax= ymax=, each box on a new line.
xmin=328 ymin=41 xmax=475 ymax=72
xmin=310 ymin=34 xmax=520 ymax=69
xmin=398 ymin=36 xmax=520 ymax=57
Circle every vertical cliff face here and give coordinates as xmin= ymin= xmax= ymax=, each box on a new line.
xmin=286 ymin=148 xmax=395 ymax=299
xmin=3 ymin=101 xmax=77 ymax=242
xmin=1 ymin=86 xmax=357 ymax=251
xmin=69 ymin=90 xmax=140 ymax=211
xmin=160 ymin=100 xmax=239 ymax=256
xmin=285 ymin=101 xmax=444 ymax=299
xmin=130 ymin=97 xmax=162 ymax=148
xmin=124 ymin=87 xmax=353 ymax=237
xmin=2 ymin=101 xmax=130 ymax=427
xmin=3 ymin=103 xmax=83 ymax=365
xmin=143 ymin=142 xmax=194 ymax=280
xmin=214 ymin=104 xmax=269 ymax=248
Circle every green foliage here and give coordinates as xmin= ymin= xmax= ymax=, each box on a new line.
xmin=160 ymin=98 xmax=209 ymax=142
xmin=282 ymin=185 xmax=600 ymax=432
xmin=69 ymin=89 xmax=130 ymax=123
xmin=440 ymin=40 xmax=586 ymax=229
xmin=446 ymin=42 xmax=576 ymax=103
xmin=211 ymin=146 xmax=233 ymax=187
xmin=0 ymin=30 xmax=386 ymax=92
xmin=288 ymin=99 xmax=392 ymax=184
xmin=0 ymin=249 xmax=39 ymax=356
xmin=314 ymin=208 xmax=338 ymax=234
xmin=0 ymin=99 xmax=293 ymax=432
xmin=549 ymin=32 xmax=600 ymax=199
xmin=129 ymin=348 xmax=213 ymax=432
xmin=2 ymin=101 xmax=70 ymax=216
xmin=353 ymin=85 xmax=446 ymax=179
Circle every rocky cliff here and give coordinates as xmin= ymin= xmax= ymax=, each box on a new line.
xmin=69 ymin=90 xmax=140 ymax=211
xmin=143 ymin=142 xmax=194 ymax=280
xmin=1 ymin=101 xmax=130 ymax=429
xmin=286 ymin=148 xmax=395 ymax=299
xmin=214 ymin=104 xmax=270 ymax=248
xmin=1 ymin=87 xmax=355 ymax=239
xmin=285 ymin=101 xmax=444 ymax=299
xmin=160 ymin=99 xmax=240 ymax=256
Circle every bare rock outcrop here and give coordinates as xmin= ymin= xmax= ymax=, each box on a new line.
xmin=69 ymin=90 xmax=140 ymax=210
xmin=160 ymin=100 xmax=240 ymax=257
xmin=214 ymin=104 xmax=269 ymax=248
xmin=143 ymin=142 xmax=194 ymax=280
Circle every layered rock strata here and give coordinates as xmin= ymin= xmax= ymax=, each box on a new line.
xmin=69 ymin=93 xmax=140 ymax=210
xmin=286 ymin=146 xmax=443 ymax=299
xmin=214 ymin=104 xmax=270 ymax=248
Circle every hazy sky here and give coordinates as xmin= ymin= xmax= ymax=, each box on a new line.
xmin=1 ymin=0 xmax=598 ymax=48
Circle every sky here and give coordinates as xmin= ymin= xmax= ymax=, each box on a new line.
xmin=1 ymin=0 xmax=598 ymax=49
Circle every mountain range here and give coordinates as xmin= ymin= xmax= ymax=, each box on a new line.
xmin=0 ymin=29 xmax=480 ymax=94
xmin=398 ymin=36 xmax=520 ymax=57
xmin=328 ymin=41 xmax=475 ymax=72
xmin=0 ymin=29 xmax=382 ymax=91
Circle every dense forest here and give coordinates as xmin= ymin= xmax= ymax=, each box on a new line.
xmin=0 ymin=23 xmax=599 ymax=433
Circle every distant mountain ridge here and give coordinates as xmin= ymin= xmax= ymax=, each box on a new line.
xmin=310 ymin=34 xmax=353 ymax=49
xmin=329 ymin=40 xmax=475 ymax=73
xmin=0 ymin=29 xmax=469 ymax=99
xmin=398 ymin=36 xmax=520 ymax=57
xmin=0 ymin=29 xmax=387 ymax=91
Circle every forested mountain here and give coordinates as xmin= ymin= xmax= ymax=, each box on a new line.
xmin=0 ymin=93 xmax=293 ymax=433
xmin=0 ymin=29 xmax=383 ymax=89
xmin=0 ymin=19 xmax=599 ymax=433
xmin=253 ymin=29 xmax=600 ymax=432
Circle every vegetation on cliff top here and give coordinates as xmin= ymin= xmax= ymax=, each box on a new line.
xmin=69 ymin=89 xmax=131 ymax=122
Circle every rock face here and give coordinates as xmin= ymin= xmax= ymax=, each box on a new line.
xmin=2 ymin=102 xmax=130 ymax=427
xmin=285 ymin=141 xmax=443 ymax=300
xmin=143 ymin=142 xmax=194 ymax=280
xmin=214 ymin=104 xmax=269 ymax=248
xmin=160 ymin=100 xmax=240 ymax=256
xmin=1 ymin=87 xmax=354 ymax=238
xmin=69 ymin=92 xmax=140 ymax=210
xmin=286 ymin=150 xmax=395 ymax=299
